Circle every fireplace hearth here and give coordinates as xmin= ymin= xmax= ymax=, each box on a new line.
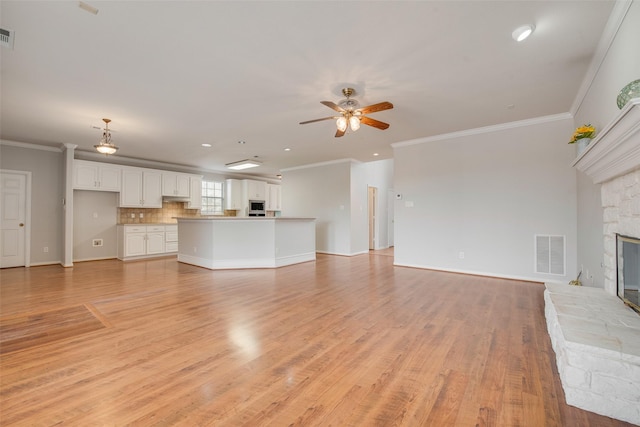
xmin=547 ymin=98 xmax=640 ymax=424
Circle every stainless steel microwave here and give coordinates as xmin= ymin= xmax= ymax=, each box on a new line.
xmin=249 ymin=200 xmax=265 ymax=216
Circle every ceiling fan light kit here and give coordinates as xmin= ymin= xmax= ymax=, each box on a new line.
xmin=226 ymin=159 xmax=262 ymax=170
xmin=300 ymin=87 xmax=393 ymax=137
xmin=349 ymin=116 xmax=360 ymax=131
xmin=94 ymin=118 xmax=118 ymax=155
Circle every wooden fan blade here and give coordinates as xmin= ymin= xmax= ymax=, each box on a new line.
xmin=335 ymin=128 xmax=346 ymax=138
xmin=360 ymin=116 xmax=390 ymax=130
xmin=300 ymin=116 xmax=338 ymax=125
xmin=321 ymin=101 xmax=346 ymax=113
xmin=357 ymin=101 xmax=394 ymax=115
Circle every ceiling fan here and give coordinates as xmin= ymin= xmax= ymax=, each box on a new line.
xmin=300 ymin=88 xmax=393 ymax=137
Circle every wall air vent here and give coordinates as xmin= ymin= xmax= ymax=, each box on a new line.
xmin=535 ymin=235 xmax=565 ymax=275
xmin=0 ymin=28 xmax=15 ymax=49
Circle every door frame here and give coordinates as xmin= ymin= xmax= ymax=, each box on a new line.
xmin=368 ymin=186 xmax=377 ymax=250
xmin=1 ymin=169 xmax=32 ymax=268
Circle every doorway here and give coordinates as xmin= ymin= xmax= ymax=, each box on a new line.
xmin=1 ymin=170 xmax=31 ymax=268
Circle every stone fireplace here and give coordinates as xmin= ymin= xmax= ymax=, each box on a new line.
xmin=602 ymin=169 xmax=640 ymax=299
xmin=616 ymin=234 xmax=640 ymax=313
xmin=544 ymin=98 xmax=640 ymax=425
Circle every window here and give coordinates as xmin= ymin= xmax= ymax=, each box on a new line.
xmin=201 ymin=181 xmax=224 ymax=215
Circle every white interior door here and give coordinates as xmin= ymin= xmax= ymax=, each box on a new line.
xmin=1 ymin=171 xmax=28 ymax=268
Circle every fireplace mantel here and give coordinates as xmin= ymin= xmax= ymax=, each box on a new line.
xmin=573 ymin=98 xmax=640 ymax=184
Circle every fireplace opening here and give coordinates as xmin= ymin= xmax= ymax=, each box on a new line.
xmin=616 ymin=233 xmax=640 ymax=314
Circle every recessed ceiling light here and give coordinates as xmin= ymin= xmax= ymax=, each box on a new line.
xmin=373 ymin=153 xmax=379 ymax=156
xmin=284 ymin=148 xmax=291 ymax=151
xmin=201 ymin=143 xmax=212 ymax=147
xmin=512 ymin=24 xmax=535 ymax=42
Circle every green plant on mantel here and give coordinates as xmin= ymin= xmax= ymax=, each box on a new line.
xmin=569 ymin=124 xmax=596 ymax=144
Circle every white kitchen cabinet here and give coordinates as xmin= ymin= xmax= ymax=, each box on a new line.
xmin=73 ymin=160 xmax=121 ymax=191
xmin=120 ymin=168 xmax=162 ymax=208
xmin=165 ymin=225 xmax=178 ymax=252
xmin=266 ymin=184 xmax=281 ymax=211
xmin=186 ymin=176 xmax=202 ymax=209
xmin=243 ymin=179 xmax=266 ymax=200
xmin=225 ymin=179 xmax=243 ymax=210
xmin=146 ymin=227 xmax=166 ymax=254
xmin=162 ymin=172 xmax=190 ymax=197
xmin=118 ymin=225 xmax=169 ymax=259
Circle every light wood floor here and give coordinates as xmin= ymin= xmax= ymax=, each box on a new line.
xmin=0 ymin=253 xmax=633 ymax=426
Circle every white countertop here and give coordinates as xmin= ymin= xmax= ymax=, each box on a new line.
xmin=118 ymin=222 xmax=178 ymax=226
xmin=175 ymin=217 xmax=315 ymax=221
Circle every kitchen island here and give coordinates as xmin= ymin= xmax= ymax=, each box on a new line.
xmin=176 ymin=217 xmax=316 ymax=269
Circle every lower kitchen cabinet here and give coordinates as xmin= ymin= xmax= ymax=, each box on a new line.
xmin=117 ymin=225 xmax=176 ymax=260
xmin=165 ymin=225 xmax=178 ymax=252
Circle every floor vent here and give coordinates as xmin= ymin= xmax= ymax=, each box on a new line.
xmin=535 ymin=235 xmax=565 ymax=275
xmin=0 ymin=28 xmax=15 ymax=49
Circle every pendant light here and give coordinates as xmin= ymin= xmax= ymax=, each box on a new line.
xmin=94 ymin=118 xmax=118 ymax=155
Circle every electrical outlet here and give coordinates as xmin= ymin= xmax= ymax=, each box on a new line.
xmin=43 ymin=246 xmax=48 ymax=253
xmin=139 ymin=213 xmax=144 ymax=218
xmin=130 ymin=213 xmax=135 ymax=218
xmin=459 ymin=251 xmax=465 ymax=259
xmin=92 ymin=239 xmax=103 ymax=247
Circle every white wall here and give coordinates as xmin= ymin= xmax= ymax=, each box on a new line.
xmin=574 ymin=1 xmax=640 ymax=288
xmin=282 ymin=161 xmax=353 ymax=255
xmin=282 ymin=158 xmax=394 ymax=256
xmin=350 ymin=162 xmax=368 ymax=255
xmin=0 ymin=144 xmax=64 ymax=265
xmin=73 ymin=191 xmax=118 ymax=261
xmin=393 ymin=117 xmax=577 ymax=282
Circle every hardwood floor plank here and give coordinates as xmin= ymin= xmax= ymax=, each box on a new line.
xmin=0 ymin=254 xmax=634 ymax=426
xmin=0 ymin=305 xmax=106 ymax=355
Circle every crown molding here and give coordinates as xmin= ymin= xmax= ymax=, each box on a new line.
xmin=391 ymin=112 xmax=572 ymax=149
xmin=569 ymin=0 xmax=634 ymax=116
xmin=281 ymin=158 xmax=361 ymax=172
xmin=0 ymin=139 xmax=63 ymax=152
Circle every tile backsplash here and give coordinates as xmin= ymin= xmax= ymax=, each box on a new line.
xmin=118 ymin=202 xmax=236 ymax=224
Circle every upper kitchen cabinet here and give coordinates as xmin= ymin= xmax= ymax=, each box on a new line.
xmin=225 ymin=179 xmax=243 ymax=210
xmin=120 ymin=167 xmax=162 ymax=208
xmin=73 ymin=160 xmax=121 ymax=192
xmin=162 ymin=172 xmax=190 ymax=197
xmin=266 ymin=184 xmax=281 ymax=211
xmin=243 ymin=179 xmax=267 ymax=200
xmin=185 ymin=175 xmax=202 ymax=209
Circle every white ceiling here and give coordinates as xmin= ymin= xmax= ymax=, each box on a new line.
xmin=0 ymin=1 xmax=615 ymax=178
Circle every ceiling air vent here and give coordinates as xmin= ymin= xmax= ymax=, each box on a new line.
xmin=0 ymin=28 xmax=15 ymax=49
